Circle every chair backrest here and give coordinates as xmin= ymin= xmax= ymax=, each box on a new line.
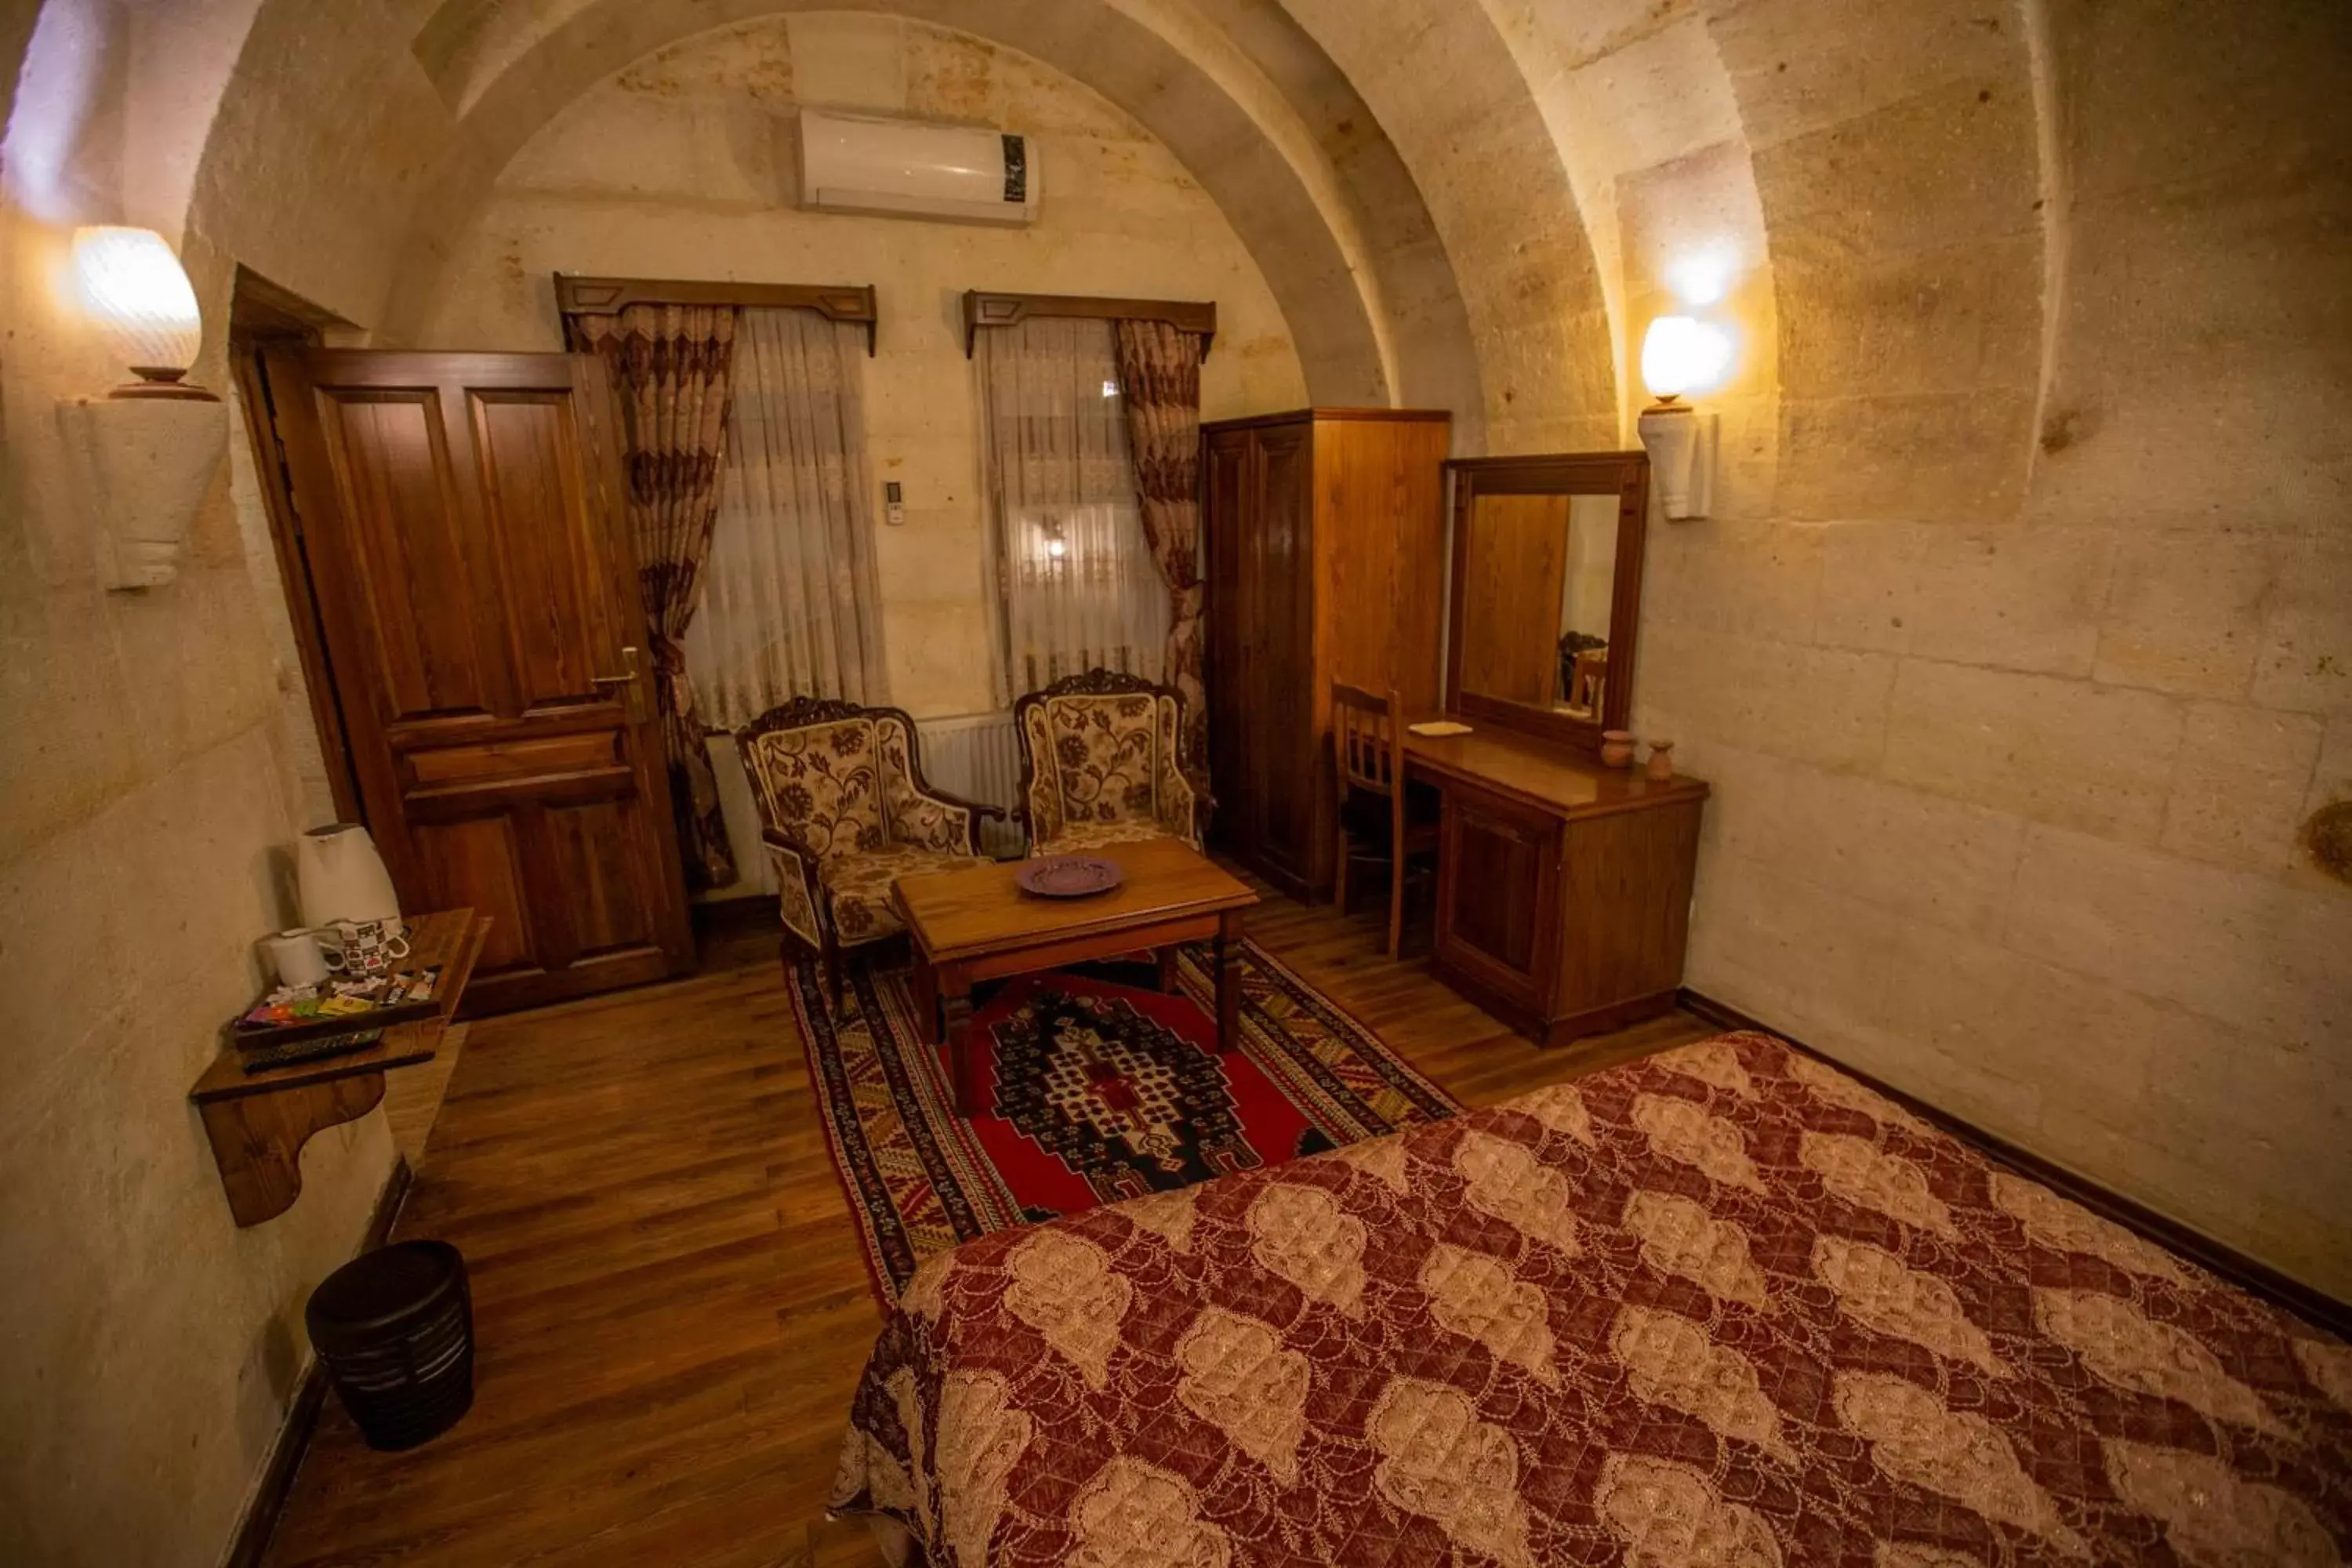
xmin=1332 ymin=682 xmax=1403 ymax=800
xmin=1568 ymin=647 xmax=1608 ymax=715
xmin=1014 ymin=668 xmax=1192 ymax=837
xmin=735 ymin=697 xmax=885 ymax=860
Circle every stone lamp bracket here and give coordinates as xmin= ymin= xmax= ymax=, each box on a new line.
xmin=57 ymin=390 xmax=230 ymax=590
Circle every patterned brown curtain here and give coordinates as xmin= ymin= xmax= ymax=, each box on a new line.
xmin=1112 ymin=319 xmax=1209 ymax=775
xmin=564 ymin=303 xmax=740 ymax=888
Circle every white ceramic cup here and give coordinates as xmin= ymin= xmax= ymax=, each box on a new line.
xmin=262 ymin=928 xmax=336 ymax=989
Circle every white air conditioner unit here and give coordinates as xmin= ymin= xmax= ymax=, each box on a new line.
xmin=798 ymin=110 xmax=1039 ymax=226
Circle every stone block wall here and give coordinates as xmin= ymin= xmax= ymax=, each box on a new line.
xmin=0 ymin=211 xmax=397 ymax=1568
xmin=1 ymin=5 xmax=452 ymax=1559
xmin=1307 ymin=0 xmax=2352 ymax=1296
xmin=1624 ymin=0 xmax=2352 ymax=1294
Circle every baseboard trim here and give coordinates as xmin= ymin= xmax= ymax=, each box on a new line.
xmin=1677 ymin=988 xmax=2352 ymax=1339
xmin=219 ymin=1154 xmax=413 ymax=1568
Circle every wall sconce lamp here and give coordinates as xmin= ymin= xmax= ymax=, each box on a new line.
xmin=1635 ymin=314 xmax=1730 ymax=522
xmin=60 ymin=226 xmax=228 ymax=590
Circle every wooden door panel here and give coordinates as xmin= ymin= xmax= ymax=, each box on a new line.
xmin=315 ymin=390 xmax=497 ymax=720
xmin=269 ymin=350 xmax=692 ymax=1012
xmin=545 ymin=799 xmax=660 ymax=958
xmin=470 ymin=390 xmax=612 ymax=713
xmin=414 ymin=816 xmax=535 ymax=976
xmin=401 ymin=763 xmax=639 ymax=818
xmin=1435 ymin=784 xmax=1560 ymax=1010
xmin=405 ymin=731 xmax=622 ymax=788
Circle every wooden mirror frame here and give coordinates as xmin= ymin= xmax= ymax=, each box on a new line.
xmin=1443 ymin=451 xmax=1650 ymax=756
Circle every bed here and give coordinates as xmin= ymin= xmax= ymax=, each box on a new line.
xmin=832 ymin=1031 xmax=2352 ymax=1565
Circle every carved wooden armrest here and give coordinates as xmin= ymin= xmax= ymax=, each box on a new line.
xmin=908 ymin=789 xmax=1004 ymax=855
xmin=1185 ymin=771 xmax=1219 ymax=819
xmin=760 ymin=826 xmax=828 ymax=950
xmin=920 ymin=785 xmax=1006 ymax=822
xmin=762 ymin=823 xmax=818 ymax=858
xmin=760 ymin=826 xmax=823 ymax=887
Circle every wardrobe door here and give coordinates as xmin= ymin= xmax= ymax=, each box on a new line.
xmin=1249 ymin=421 xmax=1317 ymax=898
xmin=1203 ymin=426 xmax=1254 ymax=860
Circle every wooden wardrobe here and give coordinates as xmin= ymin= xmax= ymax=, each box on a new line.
xmin=1202 ymin=408 xmax=1450 ymax=901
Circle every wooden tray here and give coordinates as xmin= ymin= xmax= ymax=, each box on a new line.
xmin=227 ymin=967 xmax=444 ymax=1048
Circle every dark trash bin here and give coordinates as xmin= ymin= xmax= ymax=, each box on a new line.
xmin=305 ymin=1240 xmax=474 ymax=1451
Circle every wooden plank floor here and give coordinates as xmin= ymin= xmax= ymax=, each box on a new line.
xmin=263 ymin=876 xmax=1713 ymax=1567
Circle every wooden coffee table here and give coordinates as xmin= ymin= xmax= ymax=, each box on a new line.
xmin=891 ymin=837 xmax=1260 ymax=1116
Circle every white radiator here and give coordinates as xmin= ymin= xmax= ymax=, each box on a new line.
xmin=914 ymin=710 xmax=1028 ymax=859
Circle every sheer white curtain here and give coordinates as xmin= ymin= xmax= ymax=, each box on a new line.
xmin=977 ymin=317 xmax=1170 ymax=705
xmin=685 ymin=306 xmax=889 ymax=728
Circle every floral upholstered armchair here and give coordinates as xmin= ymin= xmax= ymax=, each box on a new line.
xmin=1014 ymin=670 xmax=1203 ymax=856
xmin=735 ymin=698 xmax=997 ymax=1011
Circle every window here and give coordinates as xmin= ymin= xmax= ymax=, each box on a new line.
xmin=975 ymin=316 xmax=1168 ymax=703
xmin=686 ymin=306 xmax=890 ymax=726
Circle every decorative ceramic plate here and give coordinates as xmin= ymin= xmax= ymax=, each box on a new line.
xmin=1014 ymin=855 xmax=1125 ymax=898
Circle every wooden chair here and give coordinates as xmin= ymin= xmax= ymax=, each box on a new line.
xmin=735 ymin=696 xmax=1001 ymax=1014
xmin=1330 ymin=683 xmax=1439 ymax=957
xmin=1014 ymin=668 xmax=1206 ymax=856
xmin=1568 ymin=647 xmax=1608 ymax=715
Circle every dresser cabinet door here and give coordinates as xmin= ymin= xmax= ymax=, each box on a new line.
xmin=1434 ymin=783 xmax=1561 ymax=1011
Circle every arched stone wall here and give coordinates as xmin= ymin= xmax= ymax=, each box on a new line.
xmin=178 ymin=0 xmax=1502 ymax=432
xmin=408 ymin=12 xmax=1319 ymax=724
xmin=1277 ymin=0 xmax=1619 ymax=452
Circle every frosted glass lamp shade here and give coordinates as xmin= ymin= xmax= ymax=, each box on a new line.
xmin=1639 ymin=315 xmax=1731 ymax=402
xmin=71 ymin=227 xmax=205 ymax=394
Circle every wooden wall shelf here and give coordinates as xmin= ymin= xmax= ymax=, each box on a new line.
xmin=191 ymin=909 xmax=486 ymax=1227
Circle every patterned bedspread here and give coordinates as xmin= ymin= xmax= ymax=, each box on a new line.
xmin=832 ymin=1032 xmax=2352 ymax=1566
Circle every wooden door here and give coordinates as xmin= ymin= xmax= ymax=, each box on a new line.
xmin=1203 ymin=426 xmax=1254 ymax=859
xmin=266 ymin=350 xmax=694 ymax=1013
xmin=1248 ymin=421 xmax=1318 ymax=898
xmin=1433 ymin=782 xmax=1561 ymax=1012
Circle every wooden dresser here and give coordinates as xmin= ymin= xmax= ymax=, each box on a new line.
xmin=1201 ymin=408 xmax=1451 ymax=900
xmin=1405 ymin=727 xmax=1708 ymax=1046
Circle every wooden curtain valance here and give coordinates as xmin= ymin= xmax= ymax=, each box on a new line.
xmin=554 ymin=274 xmax=880 ymax=355
xmin=961 ymin=290 xmax=1216 ymax=358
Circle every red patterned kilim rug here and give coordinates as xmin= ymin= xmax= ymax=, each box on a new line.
xmin=789 ymin=940 xmax=1459 ymax=1305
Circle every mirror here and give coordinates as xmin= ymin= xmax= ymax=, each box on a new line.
xmin=1445 ymin=452 xmax=1650 ymax=753
xmin=1457 ymin=492 xmax=1622 ymax=717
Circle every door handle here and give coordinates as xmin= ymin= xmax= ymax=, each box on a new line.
xmin=593 ymin=644 xmax=648 ymax=721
